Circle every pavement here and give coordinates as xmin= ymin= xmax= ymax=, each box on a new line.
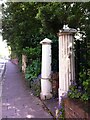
xmin=1 ymin=61 xmax=53 ymax=119
xmin=41 ymin=97 xmax=59 ymax=118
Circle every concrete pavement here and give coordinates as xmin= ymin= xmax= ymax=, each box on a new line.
xmin=2 ymin=61 xmax=52 ymax=118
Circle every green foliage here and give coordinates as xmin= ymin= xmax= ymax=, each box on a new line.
xmin=83 ymin=79 xmax=90 ymax=98
xmin=81 ymin=93 xmax=89 ymax=101
xmin=31 ymin=77 xmax=41 ymax=97
xmin=3 ymin=2 xmax=90 ymax=53
xmin=22 ymin=46 xmax=41 ymax=60
xmin=72 ymin=24 xmax=90 ymax=102
xmin=25 ymin=59 xmax=41 ymax=82
xmin=68 ymin=84 xmax=82 ymax=99
xmin=2 ymin=2 xmax=90 ymax=73
xmin=83 ymin=80 xmax=89 ymax=91
xmin=57 ymin=103 xmax=65 ymax=119
xmin=2 ymin=2 xmax=90 ymax=99
xmin=58 ymin=106 xmax=64 ymax=119
xmin=2 ymin=2 xmax=41 ymax=58
xmin=25 ymin=59 xmax=41 ymax=96
xmin=68 ymin=78 xmax=90 ymax=101
xmin=36 ymin=2 xmax=90 ymax=34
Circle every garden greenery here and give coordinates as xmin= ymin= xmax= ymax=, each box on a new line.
xmin=68 ymin=39 xmax=90 ymax=102
xmin=68 ymin=78 xmax=90 ymax=102
xmin=25 ymin=59 xmax=41 ymax=96
xmin=25 ymin=59 xmax=41 ymax=82
xmin=2 ymin=2 xmax=90 ymax=100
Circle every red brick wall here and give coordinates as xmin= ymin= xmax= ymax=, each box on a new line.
xmin=63 ymin=98 xmax=89 ymax=119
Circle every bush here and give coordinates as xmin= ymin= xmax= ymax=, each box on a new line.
xmin=68 ymin=78 xmax=90 ymax=102
xmin=25 ymin=59 xmax=41 ymax=96
xmin=31 ymin=75 xmax=41 ymax=97
xmin=22 ymin=47 xmax=41 ymax=61
xmin=25 ymin=59 xmax=41 ymax=81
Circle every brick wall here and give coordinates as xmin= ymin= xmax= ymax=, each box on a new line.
xmin=63 ymin=98 xmax=89 ymax=119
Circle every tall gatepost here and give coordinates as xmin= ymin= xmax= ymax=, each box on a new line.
xmin=40 ymin=38 xmax=52 ymax=100
xmin=58 ymin=26 xmax=77 ymax=104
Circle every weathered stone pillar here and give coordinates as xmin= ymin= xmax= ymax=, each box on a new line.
xmin=22 ymin=54 xmax=27 ymax=74
xmin=40 ymin=38 xmax=52 ymax=100
xmin=58 ymin=26 xmax=77 ymax=103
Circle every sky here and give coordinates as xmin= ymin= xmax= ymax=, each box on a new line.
xmin=0 ymin=0 xmax=10 ymax=58
xmin=0 ymin=34 xmax=10 ymax=58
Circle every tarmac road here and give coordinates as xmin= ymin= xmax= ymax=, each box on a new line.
xmin=0 ymin=60 xmax=6 ymax=120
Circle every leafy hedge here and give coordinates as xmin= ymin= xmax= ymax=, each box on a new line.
xmin=68 ymin=40 xmax=90 ymax=102
xmin=25 ymin=59 xmax=41 ymax=96
xmin=25 ymin=59 xmax=41 ymax=81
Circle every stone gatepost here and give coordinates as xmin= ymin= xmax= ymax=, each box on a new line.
xmin=22 ymin=54 xmax=27 ymax=74
xmin=40 ymin=38 xmax=52 ymax=100
xmin=58 ymin=26 xmax=77 ymax=103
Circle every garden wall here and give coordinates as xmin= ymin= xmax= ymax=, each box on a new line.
xmin=63 ymin=98 xmax=89 ymax=119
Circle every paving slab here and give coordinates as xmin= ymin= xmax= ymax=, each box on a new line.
xmin=2 ymin=61 xmax=52 ymax=119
